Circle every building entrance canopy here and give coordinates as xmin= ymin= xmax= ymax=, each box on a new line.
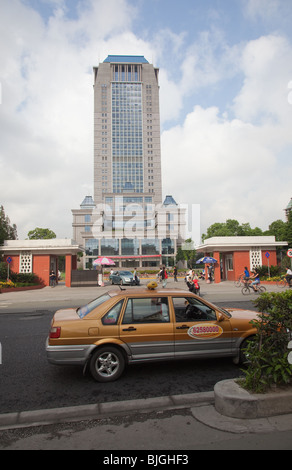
xmin=1 ymin=239 xmax=83 ymax=287
xmin=196 ymin=236 xmax=288 ymax=283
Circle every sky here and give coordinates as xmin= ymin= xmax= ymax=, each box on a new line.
xmin=0 ymin=0 xmax=292 ymax=242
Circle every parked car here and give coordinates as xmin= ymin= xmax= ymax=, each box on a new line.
xmin=46 ymin=286 xmax=259 ymax=382
xmin=109 ymin=270 xmax=140 ymax=286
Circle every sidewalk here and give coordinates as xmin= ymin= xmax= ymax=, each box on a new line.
xmin=0 ymin=280 xmax=291 ymax=450
xmin=0 ymin=278 xmax=282 ymax=310
xmin=1 ymin=392 xmax=292 ymax=450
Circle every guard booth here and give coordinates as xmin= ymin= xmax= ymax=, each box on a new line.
xmin=196 ymin=236 xmax=287 ymax=283
xmin=1 ymin=239 xmax=83 ymax=287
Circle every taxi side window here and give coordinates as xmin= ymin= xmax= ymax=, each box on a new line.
xmin=122 ymin=297 xmax=170 ymax=324
xmin=172 ymin=297 xmax=217 ymax=322
xmin=102 ymin=300 xmax=124 ymax=325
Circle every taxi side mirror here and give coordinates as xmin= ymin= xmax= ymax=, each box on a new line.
xmin=218 ymin=313 xmax=225 ymax=322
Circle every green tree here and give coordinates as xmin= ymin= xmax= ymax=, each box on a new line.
xmin=27 ymin=228 xmax=56 ymax=239
xmin=0 ymin=205 xmax=17 ymax=246
xmin=266 ymin=219 xmax=287 ymax=242
xmin=242 ymin=291 xmax=292 ymax=393
xmin=285 ymin=212 xmax=292 ymax=247
xmin=176 ymin=238 xmax=197 ymax=268
xmin=202 ymin=219 xmax=263 ymax=241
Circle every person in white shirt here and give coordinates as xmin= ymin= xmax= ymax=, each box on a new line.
xmin=286 ymin=268 xmax=292 ymax=287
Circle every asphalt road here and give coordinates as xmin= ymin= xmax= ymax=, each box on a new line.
xmin=0 ymin=298 xmax=254 ymax=415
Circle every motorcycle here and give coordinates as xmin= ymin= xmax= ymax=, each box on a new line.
xmin=186 ymin=278 xmax=200 ymax=296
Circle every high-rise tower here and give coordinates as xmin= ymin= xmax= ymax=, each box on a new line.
xmin=93 ymin=55 xmax=162 ymax=206
xmin=72 ymin=56 xmax=186 ymax=270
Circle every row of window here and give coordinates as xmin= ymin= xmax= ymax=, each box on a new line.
xmin=85 ymin=238 xmax=175 ymax=256
xmin=105 ymin=196 xmax=152 ymax=204
xmin=112 ymin=82 xmax=143 ymax=193
xmin=112 ymin=66 xmax=142 ymax=82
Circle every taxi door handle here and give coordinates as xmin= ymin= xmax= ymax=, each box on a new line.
xmin=176 ymin=325 xmax=189 ymax=330
xmin=122 ymin=327 xmax=137 ymax=331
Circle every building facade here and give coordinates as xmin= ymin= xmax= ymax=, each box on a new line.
xmin=72 ymin=56 xmax=185 ymax=269
xmin=93 ymin=55 xmax=162 ymax=206
xmin=2 ymin=239 xmax=81 ymax=287
xmin=196 ymin=236 xmax=287 ymax=283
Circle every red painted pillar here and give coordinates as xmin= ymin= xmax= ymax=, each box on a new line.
xmin=65 ymin=255 xmax=72 ymax=287
xmin=213 ymin=251 xmax=221 ymax=283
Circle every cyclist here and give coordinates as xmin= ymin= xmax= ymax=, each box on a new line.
xmin=250 ymin=270 xmax=260 ymax=292
xmin=286 ymin=268 xmax=292 ymax=287
xmin=240 ymin=267 xmax=250 ymax=286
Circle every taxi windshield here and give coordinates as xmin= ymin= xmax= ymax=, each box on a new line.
xmin=77 ymin=294 xmax=111 ymax=318
xmin=216 ymin=306 xmax=232 ymax=318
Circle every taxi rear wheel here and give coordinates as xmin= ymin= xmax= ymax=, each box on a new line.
xmin=90 ymin=346 xmax=125 ymax=382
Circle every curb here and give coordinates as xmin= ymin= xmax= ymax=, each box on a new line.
xmin=0 ymin=391 xmax=214 ymax=431
xmin=214 ymin=379 xmax=292 ymax=419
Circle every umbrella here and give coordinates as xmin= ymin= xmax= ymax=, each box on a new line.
xmin=196 ymin=256 xmax=218 ymax=264
xmin=93 ymin=257 xmax=115 ymax=266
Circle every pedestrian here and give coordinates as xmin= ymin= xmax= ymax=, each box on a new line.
xmin=133 ymin=268 xmax=140 ymax=285
xmin=49 ymin=270 xmax=56 ymax=287
xmin=208 ymin=265 xmax=213 ymax=282
xmin=161 ymin=266 xmax=168 ymax=288
xmin=173 ymin=266 xmax=178 ymax=282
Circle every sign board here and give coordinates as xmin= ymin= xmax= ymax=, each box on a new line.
xmin=6 ymin=257 xmax=12 ymax=264
xmin=265 ymin=252 xmax=270 ymax=259
xmin=287 ymin=249 xmax=292 ymax=258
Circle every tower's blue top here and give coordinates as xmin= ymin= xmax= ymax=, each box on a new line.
xmin=163 ymin=195 xmax=177 ymax=206
xmin=103 ymin=55 xmax=149 ymax=64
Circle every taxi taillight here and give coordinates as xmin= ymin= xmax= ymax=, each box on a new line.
xmin=49 ymin=326 xmax=61 ymax=339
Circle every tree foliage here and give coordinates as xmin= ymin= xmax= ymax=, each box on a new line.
xmin=285 ymin=212 xmax=292 ymax=247
xmin=27 ymin=227 xmax=56 ymax=239
xmin=202 ymin=219 xmax=263 ymax=241
xmin=202 ymin=216 xmax=292 ymax=246
xmin=0 ymin=205 xmax=17 ymax=246
xmin=176 ymin=238 xmax=197 ymax=268
xmin=241 ymin=291 xmax=292 ymax=393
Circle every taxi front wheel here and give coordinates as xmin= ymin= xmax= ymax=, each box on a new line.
xmin=239 ymin=336 xmax=256 ymax=365
xmin=90 ymin=346 xmax=125 ymax=382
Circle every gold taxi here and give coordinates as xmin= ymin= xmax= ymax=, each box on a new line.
xmin=46 ymin=286 xmax=258 ymax=382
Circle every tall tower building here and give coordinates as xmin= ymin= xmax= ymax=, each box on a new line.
xmin=93 ymin=55 xmax=162 ymax=206
xmin=72 ymin=55 xmax=185 ymax=270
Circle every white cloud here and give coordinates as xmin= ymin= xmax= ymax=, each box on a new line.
xmin=233 ymin=35 xmax=292 ymax=125
xmin=0 ymin=0 xmax=145 ymax=238
xmin=161 ymin=34 xmax=292 ymax=237
xmin=245 ymin=0 xmax=286 ymax=21
xmin=1 ymin=0 xmax=292 ymax=243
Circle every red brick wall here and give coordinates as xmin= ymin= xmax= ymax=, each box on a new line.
xmin=233 ymin=251 xmax=250 ymax=280
xmin=227 ymin=250 xmax=277 ymax=281
xmin=262 ymin=250 xmax=277 ymax=267
xmin=5 ymin=256 xmax=19 ymax=275
xmin=32 ymin=255 xmax=51 ymax=286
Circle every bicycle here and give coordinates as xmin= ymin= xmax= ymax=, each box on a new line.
xmin=241 ymin=281 xmax=266 ymax=295
xmin=276 ymin=277 xmax=292 ymax=288
xmin=234 ymin=275 xmax=244 ymax=287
